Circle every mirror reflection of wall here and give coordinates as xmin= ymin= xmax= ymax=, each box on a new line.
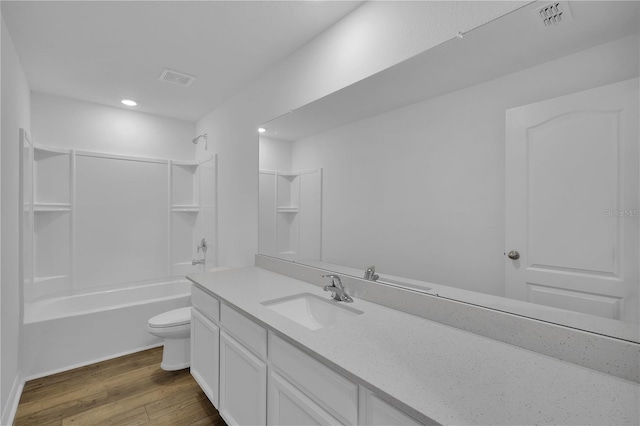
xmin=259 ymin=137 xmax=322 ymax=262
xmin=259 ymin=1 xmax=640 ymax=341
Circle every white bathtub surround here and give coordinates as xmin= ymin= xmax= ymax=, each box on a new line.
xmin=21 ymin=141 xmax=217 ymax=303
xmin=21 ymin=279 xmax=191 ymax=380
xmin=257 ymin=255 xmax=640 ymax=384
xmin=188 ymin=267 xmax=638 ymax=425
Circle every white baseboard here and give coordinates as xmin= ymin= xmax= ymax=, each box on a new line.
xmin=21 ymin=343 xmax=163 ymax=383
xmin=1 ymin=374 xmax=24 ymax=426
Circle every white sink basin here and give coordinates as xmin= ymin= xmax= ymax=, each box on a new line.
xmin=262 ymin=293 xmax=363 ymax=330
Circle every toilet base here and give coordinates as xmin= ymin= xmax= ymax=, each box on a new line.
xmin=160 ymin=336 xmax=190 ymax=371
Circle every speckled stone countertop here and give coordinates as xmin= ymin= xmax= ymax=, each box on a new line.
xmin=187 ymin=267 xmax=639 ymax=426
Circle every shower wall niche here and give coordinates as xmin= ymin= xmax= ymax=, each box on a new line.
xmin=20 ymin=132 xmax=217 ymax=303
xmin=33 ymin=145 xmax=72 ymax=298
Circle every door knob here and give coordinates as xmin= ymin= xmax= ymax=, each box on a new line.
xmin=507 ymin=250 xmax=520 ymax=260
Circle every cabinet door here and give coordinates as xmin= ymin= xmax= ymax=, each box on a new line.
xmin=190 ymin=308 xmax=220 ymax=407
xmin=360 ymin=389 xmax=423 ymax=426
xmin=269 ymin=332 xmax=358 ymax=424
xmin=268 ymin=371 xmax=343 ymax=426
xmin=219 ymin=330 xmax=267 ymax=426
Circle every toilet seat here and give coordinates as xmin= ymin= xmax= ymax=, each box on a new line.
xmin=148 ymin=307 xmax=191 ymax=329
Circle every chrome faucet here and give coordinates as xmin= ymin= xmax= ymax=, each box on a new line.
xmin=322 ymin=274 xmax=353 ymax=303
xmin=192 ymin=258 xmax=205 ymax=265
xmin=364 ymin=265 xmax=379 ymax=281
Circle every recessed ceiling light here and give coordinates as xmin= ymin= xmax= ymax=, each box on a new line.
xmin=258 ymin=127 xmax=266 ymax=133
xmin=121 ymin=99 xmax=137 ymax=106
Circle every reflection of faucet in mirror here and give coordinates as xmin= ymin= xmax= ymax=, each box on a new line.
xmin=364 ymin=266 xmax=379 ymax=282
xmin=193 ymin=238 xmax=207 ymax=265
xmin=197 ymin=238 xmax=207 ymax=254
xmin=322 ymin=274 xmax=353 ymax=303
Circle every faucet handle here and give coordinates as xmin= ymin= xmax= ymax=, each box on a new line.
xmin=322 ymin=274 xmax=343 ymax=288
xmin=323 ymin=285 xmax=337 ymax=300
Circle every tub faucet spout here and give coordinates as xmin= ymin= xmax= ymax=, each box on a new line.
xmin=192 ymin=258 xmax=205 ymax=265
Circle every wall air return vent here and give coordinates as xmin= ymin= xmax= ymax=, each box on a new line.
xmin=159 ymin=69 xmax=196 ymax=87
xmin=534 ymin=1 xmax=573 ymax=29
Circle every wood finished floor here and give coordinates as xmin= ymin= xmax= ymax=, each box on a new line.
xmin=14 ymin=347 xmax=227 ymax=426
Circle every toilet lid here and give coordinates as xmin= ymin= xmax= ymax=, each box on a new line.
xmin=148 ymin=307 xmax=191 ymax=328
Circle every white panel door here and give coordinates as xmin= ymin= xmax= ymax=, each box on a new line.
xmin=505 ymin=79 xmax=639 ymax=322
xmin=268 ymin=371 xmax=342 ymax=425
xmin=219 ymin=330 xmax=267 ymax=426
xmin=190 ymin=308 xmax=220 ymax=407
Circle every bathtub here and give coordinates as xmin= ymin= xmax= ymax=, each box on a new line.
xmin=22 ymin=278 xmax=192 ymax=380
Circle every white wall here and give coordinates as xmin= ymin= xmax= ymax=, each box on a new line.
xmin=289 ymin=35 xmax=639 ymax=296
xmin=259 ymin=137 xmax=292 ymax=171
xmin=1 ymin=13 xmax=31 ymax=422
xmin=195 ymin=1 xmax=524 ymax=268
xmin=31 ymin=92 xmax=196 ymax=161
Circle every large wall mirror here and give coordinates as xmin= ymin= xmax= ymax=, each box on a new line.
xmin=259 ymin=1 xmax=640 ymax=342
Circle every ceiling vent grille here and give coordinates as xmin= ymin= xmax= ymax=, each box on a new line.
xmin=159 ymin=69 xmax=196 ymax=87
xmin=534 ymin=1 xmax=573 ymax=29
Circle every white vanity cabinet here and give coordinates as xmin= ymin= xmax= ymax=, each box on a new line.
xmin=269 ymin=370 xmax=343 ymax=425
xmin=219 ymin=303 xmax=268 ymax=426
xmin=190 ymin=308 xmax=220 ymax=407
xmin=268 ymin=333 xmax=358 ymax=425
xmin=191 ymin=286 xmax=221 ymax=407
xmin=190 ymin=283 xmax=425 ymax=426
xmin=219 ymin=330 xmax=267 ymax=425
xmin=360 ymin=389 xmax=423 ymax=426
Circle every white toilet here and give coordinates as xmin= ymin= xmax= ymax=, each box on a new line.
xmin=147 ymin=307 xmax=192 ymax=371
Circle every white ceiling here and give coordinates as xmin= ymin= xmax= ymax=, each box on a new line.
xmin=1 ymin=1 xmax=363 ymax=122
xmin=263 ymin=0 xmax=640 ymax=141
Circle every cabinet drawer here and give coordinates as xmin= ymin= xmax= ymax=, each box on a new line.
xmin=269 ymin=332 xmax=358 ymax=425
xmin=221 ymin=303 xmax=267 ymax=359
xmin=268 ymin=371 xmax=342 ymax=425
xmin=191 ymin=285 xmax=220 ymax=323
xmin=361 ymin=389 xmax=423 ymax=426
